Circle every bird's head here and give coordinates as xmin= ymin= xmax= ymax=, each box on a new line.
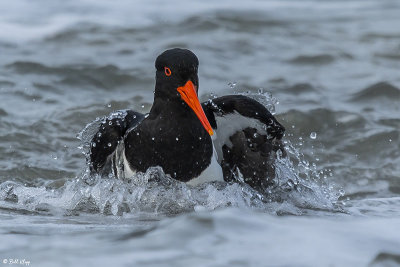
xmin=154 ymin=48 xmax=213 ymax=136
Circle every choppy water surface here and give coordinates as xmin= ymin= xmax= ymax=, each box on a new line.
xmin=1 ymin=0 xmax=399 ymax=266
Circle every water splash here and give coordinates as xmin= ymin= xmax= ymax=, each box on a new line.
xmin=0 ymin=168 xmax=265 ymax=216
xmin=239 ymin=88 xmax=279 ymax=115
xmin=310 ymin=132 xmax=317 ymax=139
xmin=0 ymin=91 xmax=342 ymax=216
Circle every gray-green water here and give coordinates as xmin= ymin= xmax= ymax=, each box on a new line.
xmin=1 ymin=0 xmax=399 ymax=266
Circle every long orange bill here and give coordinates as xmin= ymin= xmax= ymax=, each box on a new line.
xmin=177 ymin=80 xmax=214 ymax=136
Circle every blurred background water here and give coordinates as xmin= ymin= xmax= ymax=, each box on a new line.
xmin=0 ymin=0 xmax=399 ymax=266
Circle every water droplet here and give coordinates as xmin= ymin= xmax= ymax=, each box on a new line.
xmin=107 ymin=143 xmax=112 ymax=147
xmin=97 ymin=133 xmax=102 ymax=137
xmin=310 ymin=132 xmax=317 ymax=139
xmin=338 ymin=188 xmax=345 ymax=196
xmin=298 ymin=137 xmax=303 ymax=140
xmin=152 ymin=137 xmax=155 ymax=141
xmin=253 ymin=133 xmax=258 ymax=138
xmin=199 ymin=137 xmax=202 ymax=140
xmin=108 ymin=121 xmax=112 ymax=126
xmin=141 ymin=104 xmax=145 ymax=108
xmin=107 ymin=103 xmax=111 ymax=108
xmin=228 ymin=82 xmax=237 ymax=89
xmin=53 ymin=156 xmax=58 ymax=160
xmin=136 ymin=132 xmax=140 ymax=136
xmin=92 ymin=142 xmax=96 ymax=147
xmin=176 ymin=137 xmax=179 ymax=141
xmin=292 ymin=125 xmax=295 ymax=129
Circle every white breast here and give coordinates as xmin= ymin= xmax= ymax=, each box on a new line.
xmin=111 ymin=141 xmax=137 ymax=179
xmin=185 ymin=146 xmax=224 ymax=186
xmin=122 ymin=151 xmax=136 ymax=178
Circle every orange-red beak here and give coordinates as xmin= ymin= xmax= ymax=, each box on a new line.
xmin=177 ymin=80 xmax=214 ymax=136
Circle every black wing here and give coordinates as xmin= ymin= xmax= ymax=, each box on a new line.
xmin=89 ymin=110 xmax=145 ymax=174
xmin=202 ymin=95 xmax=286 ymax=190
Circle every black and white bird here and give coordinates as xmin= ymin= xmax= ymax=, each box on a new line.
xmin=89 ymin=48 xmax=285 ymax=191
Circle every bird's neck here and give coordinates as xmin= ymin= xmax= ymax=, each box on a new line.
xmin=149 ymin=93 xmax=187 ymax=120
xmin=149 ymin=83 xmax=174 ymax=117
xmin=147 ymin=98 xmax=209 ymax=140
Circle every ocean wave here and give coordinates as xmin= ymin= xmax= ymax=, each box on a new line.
xmin=370 ymin=252 xmax=400 ymax=267
xmin=374 ymin=53 xmax=400 ymax=61
xmin=0 ymin=108 xmax=7 ymax=116
xmin=361 ymin=32 xmax=400 ymax=42
xmin=0 ymin=80 xmax=15 ymax=87
xmin=287 ymin=54 xmax=335 ymax=65
xmin=6 ymin=61 xmax=139 ymax=90
xmin=281 ymin=108 xmax=367 ymax=136
xmin=350 ymin=82 xmax=400 ymax=101
xmin=283 ymin=83 xmax=318 ymax=94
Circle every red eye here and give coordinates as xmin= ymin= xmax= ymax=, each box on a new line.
xmin=164 ymin=67 xmax=172 ymax=76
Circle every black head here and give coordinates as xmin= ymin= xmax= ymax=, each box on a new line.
xmin=152 ymin=48 xmax=213 ymax=136
xmin=154 ymin=48 xmax=199 ymax=98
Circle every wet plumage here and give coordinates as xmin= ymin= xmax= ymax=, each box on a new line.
xmin=89 ymin=48 xmax=285 ymax=190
